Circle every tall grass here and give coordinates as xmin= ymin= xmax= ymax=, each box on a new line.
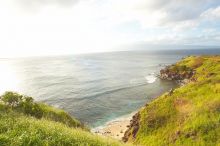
xmin=0 ymin=110 xmax=126 ymax=146
xmin=0 ymin=93 xmax=128 ymax=146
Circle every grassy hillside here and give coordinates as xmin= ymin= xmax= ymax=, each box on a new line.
xmin=0 ymin=92 xmax=82 ymax=128
xmin=124 ymin=56 xmax=220 ymax=146
xmin=0 ymin=92 xmax=126 ymax=146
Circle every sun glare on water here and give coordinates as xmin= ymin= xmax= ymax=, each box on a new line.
xmin=0 ymin=61 xmax=20 ymax=94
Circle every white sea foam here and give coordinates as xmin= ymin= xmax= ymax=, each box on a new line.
xmin=91 ymin=111 xmax=136 ymax=133
xmin=145 ymin=74 xmax=157 ymax=83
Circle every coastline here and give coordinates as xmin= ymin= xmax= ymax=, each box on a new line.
xmin=122 ymin=56 xmax=220 ymax=145
xmin=92 ymin=112 xmax=136 ymax=140
xmin=91 ymin=74 xmax=174 ymax=140
xmin=90 ymin=74 xmax=159 ymax=140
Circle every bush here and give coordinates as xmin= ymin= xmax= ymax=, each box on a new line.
xmin=1 ymin=92 xmax=43 ymax=118
xmin=19 ymin=97 xmax=43 ymax=118
xmin=1 ymin=92 xmax=22 ymax=107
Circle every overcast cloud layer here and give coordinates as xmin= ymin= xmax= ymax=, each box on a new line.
xmin=0 ymin=0 xmax=220 ymax=57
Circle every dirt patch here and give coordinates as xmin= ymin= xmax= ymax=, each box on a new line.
xmin=174 ymin=98 xmax=193 ymax=114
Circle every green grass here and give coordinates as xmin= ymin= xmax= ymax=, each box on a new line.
xmin=38 ymin=103 xmax=83 ymax=128
xmin=0 ymin=92 xmax=83 ymax=129
xmin=0 ymin=92 xmax=128 ymax=146
xmin=126 ymin=55 xmax=220 ymax=146
xmin=0 ymin=110 xmax=126 ymax=146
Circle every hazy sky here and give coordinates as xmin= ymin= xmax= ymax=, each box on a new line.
xmin=0 ymin=0 xmax=220 ymax=57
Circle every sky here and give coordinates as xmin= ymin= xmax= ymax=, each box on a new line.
xmin=0 ymin=0 xmax=220 ymax=57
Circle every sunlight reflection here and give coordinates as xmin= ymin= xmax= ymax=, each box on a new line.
xmin=0 ymin=61 xmax=20 ymax=94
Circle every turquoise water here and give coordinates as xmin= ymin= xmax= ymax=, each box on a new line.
xmin=0 ymin=49 xmax=219 ymax=127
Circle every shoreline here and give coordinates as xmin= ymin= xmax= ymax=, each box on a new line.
xmin=92 ymin=111 xmax=137 ymax=140
xmin=91 ymin=74 xmax=177 ymax=140
xmin=90 ymin=74 xmax=158 ymax=140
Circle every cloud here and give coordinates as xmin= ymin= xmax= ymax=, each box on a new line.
xmin=0 ymin=0 xmax=220 ymax=57
xmin=18 ymin=0 xmax=80 ymax=8
xmin=201 ymin=6 xmax=220 ymax=20
xmin=108 ymin=0 xmax=220 ymax=30
xmin=143 ymin=0 xmax=219 ymax=21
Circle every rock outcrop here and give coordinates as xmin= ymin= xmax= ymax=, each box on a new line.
xmin=160 ymin=65 xmax=195 ymax=85
xmin=122 ymin=112 xmax=140 ymax=142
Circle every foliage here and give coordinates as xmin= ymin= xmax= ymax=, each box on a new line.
xmin=1 ymin=92 xmax=22 ymax=107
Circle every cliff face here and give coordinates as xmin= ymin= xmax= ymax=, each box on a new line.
xmin=122 ymin=112 xmax=140 ymax=142
xmin=123 ymin=56 xmax=220 ymax=146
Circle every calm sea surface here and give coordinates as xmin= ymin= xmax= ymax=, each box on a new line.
xmin=0 ymin=49 xmax=219 ymax=127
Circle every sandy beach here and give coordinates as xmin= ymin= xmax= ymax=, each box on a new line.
xmin=92 ymin=112 xmax=135 ymax=140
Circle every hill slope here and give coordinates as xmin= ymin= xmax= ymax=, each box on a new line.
xmin=0 ymin=92 xmax=126 ymax=146
xmin=123 ymin=56 xmax=220 ymax=146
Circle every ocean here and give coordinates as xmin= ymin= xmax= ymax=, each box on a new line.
xmin=0 ymin=49 xmax=219 ymax=127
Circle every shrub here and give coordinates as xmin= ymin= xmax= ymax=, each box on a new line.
xmin=19 ymin=97 xmax=43 ymax=118
xmin=1 ymin=92 xmax=22 ymax=107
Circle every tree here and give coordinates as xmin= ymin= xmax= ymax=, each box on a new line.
xmin=1 ymin=92 xmax=22 ymax=107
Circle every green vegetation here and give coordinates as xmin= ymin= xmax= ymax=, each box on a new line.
xmin=0 ymin=92 xmax=126 ymax=146
xmin=125 ymin=56 xmax=220 ymax=146
xmin=1 ymin=92 xmax=82 ymax=128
